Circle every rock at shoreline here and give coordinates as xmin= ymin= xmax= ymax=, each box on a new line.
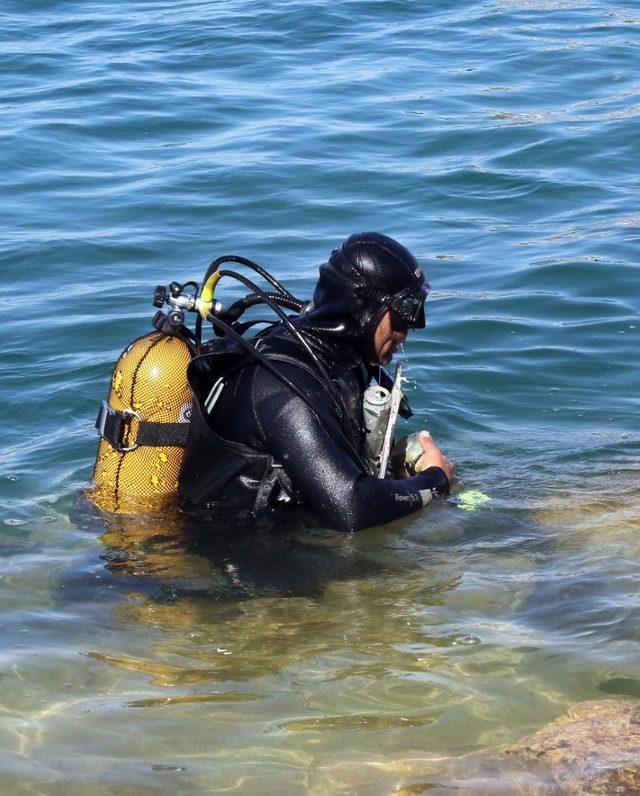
xmin=506 ymin=699 xmax=640 ymax=793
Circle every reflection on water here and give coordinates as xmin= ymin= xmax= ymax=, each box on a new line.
xmin=78 ymin=499 xmax=465 ymax=690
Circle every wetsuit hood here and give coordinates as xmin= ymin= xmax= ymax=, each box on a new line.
xmin=297 ymin=232 xmax=429 ymax=364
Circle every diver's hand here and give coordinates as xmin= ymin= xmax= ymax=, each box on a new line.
xmin=417 ymin=431 xmax=455 ymax=484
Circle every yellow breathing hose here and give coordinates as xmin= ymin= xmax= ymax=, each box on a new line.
xmin=198 ymin=271 xmax=223 ymax=319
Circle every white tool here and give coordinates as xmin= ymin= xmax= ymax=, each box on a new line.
xmin=378 ymin=362 xmax=403 ymax=478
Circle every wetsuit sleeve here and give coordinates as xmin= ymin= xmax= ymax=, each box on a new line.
xmin=253 ymin=368 xmax=449 ymax=533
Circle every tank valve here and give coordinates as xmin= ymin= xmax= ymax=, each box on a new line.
xmin=152 ymin=281 xmax=223 ymax=328
xmin=153 ymin=285 xmax=168 ymax=308
xmin=152 ymin=307 xmax=185 ymax=336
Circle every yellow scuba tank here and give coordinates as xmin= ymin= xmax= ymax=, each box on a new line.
xmin=89 ymin=281 xmax=203 ymax=514
xmin=90 ymin=330 xmax=194 ymax=514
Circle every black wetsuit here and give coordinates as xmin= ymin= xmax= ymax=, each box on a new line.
xmin=179 ymin=327 xmax=449 ymax=533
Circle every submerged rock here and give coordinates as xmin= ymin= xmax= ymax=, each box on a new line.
xmin=534 ymin=472 xmax=640 ymax=553
xmin=506 ymin=699 xmax=640 ymax=793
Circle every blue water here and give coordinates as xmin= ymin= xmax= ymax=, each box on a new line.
xmin=1 ymin=1 xmax=639 ymax=791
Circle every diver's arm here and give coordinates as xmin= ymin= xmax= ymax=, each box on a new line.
xmin=254 ymin=377 xmax=449 ymax=533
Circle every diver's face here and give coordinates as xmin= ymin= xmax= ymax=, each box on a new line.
xmin=374 ymin=310 xmax=407 ymax=365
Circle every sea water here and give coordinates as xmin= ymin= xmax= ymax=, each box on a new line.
xmin=1 ymin=1 xmax=639 ymax=792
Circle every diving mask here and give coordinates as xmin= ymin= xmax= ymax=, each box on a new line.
xmin=387 ymin=279 xmax=429 ymax=330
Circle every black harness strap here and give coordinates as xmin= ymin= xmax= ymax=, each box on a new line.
xmin=136 ymin=421 xmax=189 ymax=447
xmin=95 ymin=402 xmax=189 ymax=451
xmin=252 ymin=463 xmax=279 ymax=517
xmin=252 ymin=459 xmax=297 ymax=517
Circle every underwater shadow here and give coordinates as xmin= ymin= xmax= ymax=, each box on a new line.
xmin=67 ymin=496 xmax=410 ymax=604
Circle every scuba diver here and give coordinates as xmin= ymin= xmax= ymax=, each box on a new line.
xmin=178 ymin=232 xmax=455 ymax=532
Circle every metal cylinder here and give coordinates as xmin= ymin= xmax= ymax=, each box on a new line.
xmin=89 ymin=331 xmax=193 ymax=514
xmin=362 ymin=385 xmax=392 ymax=471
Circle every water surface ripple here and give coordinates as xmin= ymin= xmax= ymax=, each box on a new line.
xmin=1 ymin=0 xmax=639 ymax=792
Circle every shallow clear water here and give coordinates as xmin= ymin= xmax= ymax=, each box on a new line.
xmin=1 ymin=0 xmax=639 ymax=792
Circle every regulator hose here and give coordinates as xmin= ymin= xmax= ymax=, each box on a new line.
xmin=195 ymin=255 xmax=300 ymax=344
xmin=220 ymin=291 xmax=306 ymax=327
xmin=217 ymin=268 xmax=344 ymax=419
xmin=203 ymin=255 xmax=294 ymax=298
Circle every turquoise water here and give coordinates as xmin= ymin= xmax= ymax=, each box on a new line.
xmin=2 ymin=1 xmax=639 ymax=791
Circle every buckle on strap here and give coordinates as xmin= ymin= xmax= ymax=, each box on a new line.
xmin=95 ymin=401 xmax=142 ymax=452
